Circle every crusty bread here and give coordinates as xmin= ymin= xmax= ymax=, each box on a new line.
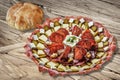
xmin=6 ymin=2 xmax=44 ymax=31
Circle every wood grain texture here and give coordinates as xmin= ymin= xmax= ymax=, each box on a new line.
xmin=0 ymin=0 xmax=120 ymax=80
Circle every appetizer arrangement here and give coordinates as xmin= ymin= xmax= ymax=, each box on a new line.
xmin=24 ymin=16 xmax=116 ymax=76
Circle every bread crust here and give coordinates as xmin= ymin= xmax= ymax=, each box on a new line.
xmin=6 ymin=2 xmax=44 ymax=31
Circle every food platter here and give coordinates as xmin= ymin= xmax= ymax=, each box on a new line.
xmin=24 ymin=16 xmax=116 ymax=76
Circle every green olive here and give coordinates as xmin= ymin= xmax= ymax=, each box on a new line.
xmin=103 ymin=41 xmax=109 ymax=46
xmin=36 ymin=32 xmax=40 ymax=37
xmin=100 ymin=34 xmax=104 ymax=40
xmin=74 ymin=20 xmax=79 ymax=24
xmin=32 ymin=40 xmax=38 ymax=46
xmin=44 ymin=25 xmax=49 ymax=31
xmin=84 ymin=22 xmax=89 ymax=29
xmin=54 ymin=21 xmax=60 ymax=26
xmin=91 ymin=26 xmax=97 ymax=32
xmin=32 ymin=49 xmax=37 ymax=53
xmin=63 ymin=19 xmax=69 ymax=24
xmin=97 ymin=48 xmax=104 ymax=52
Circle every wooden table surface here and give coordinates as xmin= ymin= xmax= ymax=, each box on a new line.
xmin=0 ymin=0 xmax=120 ymax=80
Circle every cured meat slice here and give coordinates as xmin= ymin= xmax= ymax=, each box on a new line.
xmin=77 ymin=39 xmax=97 ymax=50
xmin=57 ymin=28 xmax=69 ymax=37
xmin=74 ymin=47 xmax=86 ymax=60
xmin=72 ymin=26 xmax=82 ymax=36
xmin=47 ymin=43 xmax=64 ymax=54
xmin=81 ymin=30 xmax=94 ymax=40
xmin=49 ymin=32 xmax=64 ymax=43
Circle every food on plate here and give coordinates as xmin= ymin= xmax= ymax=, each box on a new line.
xmin=6 ymin=2 xmax=43 ymax=31
xmin=24 ymin=16 xmax=116 ymax=76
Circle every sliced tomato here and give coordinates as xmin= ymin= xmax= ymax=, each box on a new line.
xmin=74 ymin=47 xmax=86 ymax=60
xmin=48 ymin=43 xmax=64 ymax=54
xmin=77 ymin=39 xmax=96 ymax=50
xmin=72 ymin=26 xmax=82 ymax=36
xmin=49 ymin=32 xmax=64 ymax=43
xmin=81 ymin=30 xmax=94 ymax=39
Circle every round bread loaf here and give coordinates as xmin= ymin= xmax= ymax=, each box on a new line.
xmin=6 ymin=2 xmax=44 ymax=31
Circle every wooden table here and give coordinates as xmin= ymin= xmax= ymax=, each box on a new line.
xmin=0 ymin=0 xmax=120 ymax=80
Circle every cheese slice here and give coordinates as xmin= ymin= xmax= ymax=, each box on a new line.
xmin=32 ymin=35 xmax=38 ymax=40
xmin=47 ymin=62 xmax=58 ymax=69
xmin=91 ymin=59 xmax=100 ymax=64
xmin=45 ymin=30 xmax=52 ymax=36
xmin=69 ymin=18 xmax=74 ymax=23
xmin=62 ymin=24 xmax=69 ymax=30
xmin=37 ymin=43 xmax=45 ymax=49
xmin=33 ymin=53 xmax=39 ymax=58
xmin=71 ymin=66 xmax=79 ymax=71
xmin=88 ymin=21 xmax=94 ymax=27
xmin=59 ymin=19 xmax=63 ymax=24
xmin=38 ymin=50 xmax=45 ymax=55
xmin=98 ymin=27 xmax=103 ymax=32
xmin=98 ymin=42 xmax=103 ymax=48
xmin=80 ymin=18 xmax=85 ymax=23
xmin=29 ymin=43 xmax=36 ymax=48
xmin=50 ymin=22 xmax=54 ymax=27
xmin=54 ymin=26 xmax=61 ymax=31
xmin=102 ymin=37 xmax=108 ymax=42
xmin=39 ymin=35 xmax=47 ymax=42
xmin=39 ymin=58 xmax=49 ymax=65
xmin=57 ymin=64 xmax=66 ymax=71
xmin=40 ymin=29 xmax=45 ymax=33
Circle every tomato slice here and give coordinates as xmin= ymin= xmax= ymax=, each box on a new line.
xmin=74 ymin=47 xmax=86 ymax=60
xmin=72 ymin=26 xmax=82 ymax=36
xmin=81 ymin=30 xmax=94 ymax=39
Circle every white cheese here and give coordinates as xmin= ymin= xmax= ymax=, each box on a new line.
xmin=50 ymin=22 xmax=54 ymax=27
xmin=54 ymin=26 xmax=61 ymax=31
xmin=59 ymin=19 xmax=63 ymax=24
xmin=39 ymin=35 xmax=48 ymax=42
xmin=98 ymin=27 xmax=103 ymax=32
xmin=45 ymin=41 xmax=52 ymax=45
xmin=47 ymin=62 xmax=58 ymax=69
xmin=62 ymin=24 xmax=69 ymax=30
xmin=29 ymin=43 xmax=36 ymax=48
xmin=81 ymin=65 xmax=90 ymax=70
xmin=41 ymin=58 xmax=49 ymax=63
xmin=80 ymin=18 xmax=85 ymax=23
xmin=102 ymin=37 xmax=108 ymax=42
xmin=98 ymin=42 xmax=103 ymax=48
xmin=38 ymin=50 xmax=45 ymax=55
xmin=33 ymin=53 xmax=39 ymax=58
xmin=69 ymin=18 xmax=74 ymax=23
xmin=88 ymin=21 xmax=94 ymax=27
xmin=37 ymin=43 xmax=45 ymax=49
xmin=95 ymin=36 xmax=100 ymax=42
xmin=104 ymin=46 xmax=109 ymax=51
xmin=45 ymin=30 xmax=52 ymax=36
xmin=97 ymin=52 xmax=104 ymax=58
xmin=39 ymin=29 xmax=45 ymax=33
xmin=32 ymin=35 xmax=38 ymax=40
